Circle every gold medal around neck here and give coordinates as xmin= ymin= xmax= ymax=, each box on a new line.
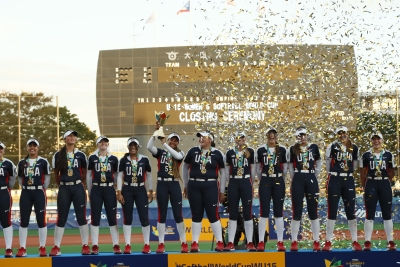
xmin=101 ymin=173 xmax=106 ymax=182
xmin=68 ymin=169 xmax=73 ymax=176
xmin=268 ymin=167 xmax=274 ymax=176
xmin=201 ymin=167 xmax=207 ymax=174
xmin=28 ymin=178 xmax=33 ymax=185
xmin=343 ymin=165 xmax=349 ymax=172
xmin=133 ymin=176 xmax=138 ymax=183
xmin=168 ymin=170 xmax=173 ymax=176
xmin=375 ymin=170 xmax=382 ymax=176
xmin=302 ymin=164 xmax=308 ymax=170
xmin=237 ymin=168 xmax=244 ymax=176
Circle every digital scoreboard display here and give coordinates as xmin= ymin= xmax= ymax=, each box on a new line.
xmin=96 ymin=45 xmax=358 ymax=137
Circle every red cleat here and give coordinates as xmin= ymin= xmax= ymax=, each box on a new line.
xmin=364 ymin=241 xmax=372 ymax=251
xmin=223 ymin=242 xmax=235 ymax=252
xmin=256 ymin=241 xmax=265 ymax=252
xmin=4 ymin=248 xmax=13 ymax=258
xmin=39 ymin=246 xmax=47 ymax=257
xmin=246 ymin=242 xmax=256 ymax=251
xmin=142 ymin=244 xmax=151 ymax=254
xmin=49 ymin=246 xmax=61 ymax=256
xmin=91 ymin=245 xmax=99 ymax=255
xmin=277 ymin=241 xmax=286 ymax=251
xmin=352 ymin=241 xmax=362 ymax=251
xmin=215 ymin=241 xmax=224 ymax=252
xmin=113 ymin=245 xmax=122 ymax=254
xmin=387 ymin=241 xmax=397 ymax=251
xmin=190 ymin=241 xmax=200 ymax=252
xmin=322 ymin=241 xmax=332 ymax=251
xmin=290 ymin=241 xmax=298 ymax=252
xmin=81 ymin=244 xmax=90 ymax=255
xmin=156 ymin=243 xmax=165 ymax=253
xmin=313 ymin=241 xmax=321 ymax=252
xmin=123 ymin=244 xmax=131 ymax=254
xmin=16 ymin=247 xmax=27 ymax=257
xmin=181 ymin=242 xmax=189 ymax=253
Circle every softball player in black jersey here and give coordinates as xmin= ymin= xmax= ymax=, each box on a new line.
xmin=117 ymin=137 xmax=153 ymax=254
xmin=255 ymin=127 xmax=288 ymax=252
xmin=51 ymin=130 xmax=89 ymax=256
xmin=86 ymin=136 xmax=121 ymax=255
xmin=0 ymin=142 xmax=16 ymax=258
xmin=182 ymin=131 xmax=227 ymax=252
xmin=147 ymin=128 xmax=187 ymax=253
xmin=288 ymin=127 xmax=322 ymax=252
xmin=322 ymin=125 xmax=361 ymax=251
xmin=360 ymin=132 xmax=396 ymax=251
xmin=223 ymin=131 xmax=256 ymax=252
xmin=16 ymin=139 xmax=51 ymax=257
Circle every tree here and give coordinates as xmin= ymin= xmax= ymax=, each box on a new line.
xmin=0 ymin=91 xmax=97 ymax=188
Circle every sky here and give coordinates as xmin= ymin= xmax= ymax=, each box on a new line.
xmin=0 ymin=0 xmax=399 ymax=135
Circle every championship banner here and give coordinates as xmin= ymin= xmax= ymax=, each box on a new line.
xmin=0 ymin=258 xmax=51 ymax=267
xmin=169 ymin=252 xmax=285 ymax=267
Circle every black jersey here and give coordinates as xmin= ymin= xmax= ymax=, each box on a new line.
xmin=184 ymin=147 xmax=225 ymax=178
xmin=153 ymin=148 xmax=184 ymax=178
xmin=360 ymin=149 xmax=395 ymax=177
xmin=88 ymin=152 xmax=119 ymax=183
xmin=119 ymin=154 xmax=151 ymax=184
xmin=0 ymin=158 xmax=16 ymax=187
xmin=256 ymin=145 xmax=288 ymax=174
xmin=225 ymin=147 xmax=255 ymax=178
xmin=326 ymin=142 xmax=359 ymax=173
xmin=52 ymin=149 xmax=88 ymax=182
xmin=289 ymin=144 xmax=321 ymax=171
xmin=17 ymin=157 xmax=51 ymax=186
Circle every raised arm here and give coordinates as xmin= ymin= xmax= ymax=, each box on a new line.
xmin=147 ymin=136 xmax=158 ymax=155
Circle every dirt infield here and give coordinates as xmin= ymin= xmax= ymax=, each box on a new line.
xmin=3 ymin=229 xmax=398 ymax=248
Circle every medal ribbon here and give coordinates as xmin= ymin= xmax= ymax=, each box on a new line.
xmin=165 ymin=150 xmax=173 ymax=173
xmin=234 ymin=148 xmax=244 ymax=169
xmin=100 ymin=155 xmax=109 ymax=176
xmin=339 ymin=142 xmax=348 ymax=166
xmin=67 ymin=152 xmax=74 ymax=172
xmin=301 ymin=146 xmax=309 ymax=169
xmin=131 ymin=156 xmax=138 ymax=176
xmin=200 ymin=148 xmax=211 ymax=169
xmin=28 ymin=158 xmax=38 ymax=181
xmin=373 ymin=150 xmax=384 ymax=172
xmin=265 ymin=145 xmax=276 ymax=170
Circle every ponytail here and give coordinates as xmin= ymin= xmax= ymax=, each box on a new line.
xmin=55 ymin=145 xmax=68 ymax=173
xmin=294 ymin=143 xmax=301 ymax=157
xmin=172 ymin=146 xmax=182 ymax=180
xmin=346 ymin=139 xmax=353 ymax=152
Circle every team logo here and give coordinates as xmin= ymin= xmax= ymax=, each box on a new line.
xmin=166 ymin=51 xmax=179 ymax=60
xmin=90 ymin=262 xmax=107 ymax=267
xmin=346 ymin=259 xmax=365 ymax=267
xmin=325 ymin=258 xmax=343 ymax=267
xmin=152 ymin=226 xmax=159 ymax=236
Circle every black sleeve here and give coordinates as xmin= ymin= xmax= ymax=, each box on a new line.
xmin=112 ymin=156 xmax=119 ymax=172
xmin=145 ymin=158 xmax=151 ymax=172
xmin=289 ymin=146 xmax=294 ymax=163
xmin=248 ymin=148 xmax=255 ymax=164
xmin=281 ymin=147 xmax=288 ymax=164
xmin=80 ymin=152 xmax=88 ymax=168
xmin=87 ymin=155 xmax=94 ymax=170
xmin=184 ymin=148 xmax=193 ymax=164
xmin=118 ymin=158 xmax=125 ymax=172
xmin=314 ymin=144 xmax=321 ymax=161
xmin=353 ymin=145 xmax=359 ymax=161
xmin=17 ymin=161 xmax=24 ymax=177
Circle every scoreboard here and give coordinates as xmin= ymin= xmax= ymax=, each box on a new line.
xmin=96 ymin=45 xmax=358 ymax=137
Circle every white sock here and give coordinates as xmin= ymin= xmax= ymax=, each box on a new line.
xmin=19 ymin=227 xmax=28 ymax=248
xmin=110 ymin=225 xmax=119 ymax=246
xmin=258 ymin=217 xmax=268 ymax=242
xmin=54 ymin=226 xmax=64 ymax=247
xmin=38 ymin=227 xmax=47 ymax=247
xmin=275 ymin=217 xmax=284 ymax=242
xmin=210 ymin=221 xmax=223 ymax=242
xmin=142 ymin=226 xmax=150 ymax=245
xmin=157 ymin=222 xmax=166 ymax=244
xmin=325 ymin=219 xmax=335 ymax=241
xmin=123 ymin=225 xmax=131 ymax=245
xmin=192 ymin=222 xmax=202 ymax=243
xmin=228 ymin=220 xmax=237 ymax=243
xmin=176 ymin=222 xmax=186 ymax=243
xmin=79 ymin=224 xmax=89 ymax=245
xmin=244 ymin=220 xmax=253 ymax=244
xmin=364 ymin=219 xmax=373 ymax=241
xmin=311 ymin=219 xmax=320 ymax=241
xmin=291 ymin=220 xmax=300 ymax=241
xmin=384 ymin=219 xmax=394 ymax=242
xmin=3 ymin=225 xmax=13 ymax=249
xmin=91 ymin=225 xmax=99 ymax=246
xmin=348 ymin=219 xmax=358 ymax=242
